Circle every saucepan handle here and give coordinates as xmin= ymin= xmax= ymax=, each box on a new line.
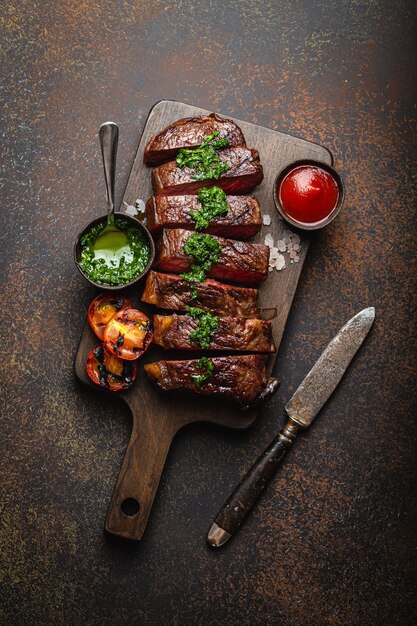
xmin=106 ymin=409 xmax=176 ymax=541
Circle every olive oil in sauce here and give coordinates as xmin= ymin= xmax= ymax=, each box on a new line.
xmin=93 ymin=229 xmax=133 ymax=266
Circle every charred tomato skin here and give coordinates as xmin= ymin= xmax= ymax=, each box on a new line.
xmin=86 ymin=344 xmax=138 ymax=391
xmin=87 ymin=293 xmax=131 ymax=341
xmin=103 ymin=308 xmax=153 ymax=360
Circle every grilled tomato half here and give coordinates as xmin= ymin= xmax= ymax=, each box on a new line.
xmin=104 ymin=308 xmax=153 ymax=360
xmin=88 ymin=293 xmax=131 ymax=341
xmin=86 ymin=344 xmax=138 ymax=391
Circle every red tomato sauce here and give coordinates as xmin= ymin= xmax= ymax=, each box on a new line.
xmin=278 ymin=165 xmax=339 ymax=224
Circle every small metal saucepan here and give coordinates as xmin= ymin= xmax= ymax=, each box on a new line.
xmin=73 ymin=122 xmax=155 ymax=291
xmin=74 ymin=212 xmax=155 ymax=291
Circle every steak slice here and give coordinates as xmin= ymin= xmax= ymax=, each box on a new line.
xmin=153 ymin=229 xmax=269 ymax=285
xmin=153 ymin=314 xmax=275 ymax=353
xmin=143 ymin=113 xmax=246 ymax=166
xmin=144 ymin=355 xmax=279 ymax=408
xmin=152 ymin=147 xmax=263 ymax=196
xmin=141 ymin=271 xmax=259 ymax=318
xmin=146 ymin=194 xmax=261 ymax=240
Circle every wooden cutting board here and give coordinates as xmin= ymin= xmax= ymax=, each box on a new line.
xmin=74 ymin=100 xmax=332 ymax=541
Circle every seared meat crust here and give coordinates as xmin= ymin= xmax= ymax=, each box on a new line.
xmin=144 ymin=113 xmax=246 ymax=166
xmin=153 ymin=229 xmax=269 ymax=285
xmin=141 ymin=271 xmax=259 ymax=318
xmin=146 ymin=194 xmax=261 ymax=240
xmin=151 ymin=147 xmax=263 ymax=196
xmin=153 ymin=314 xmax=275 ymax=353
xmin=144 ymin=355 xmax=279 ymax=408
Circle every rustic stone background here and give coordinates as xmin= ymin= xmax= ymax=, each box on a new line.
xmin=1 ymin=1 xmax=416 ymax=624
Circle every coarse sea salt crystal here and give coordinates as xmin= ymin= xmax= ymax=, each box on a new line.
xmin=276 ymin=239 xmax=287 ymax=252
xmin=123 ymin=199 xmax=146 ymax=217
xmin=135 ymin=199 xmax=146 ymax=214
xmin=123 ymin=201 xmax=137 ymax=216
xmin=262 ymin=214 xmax=271 ymax=226
xmin=269 ymin=246 xmax=279 ymax=261
xmin=276 ymin=254 xmax=286 ymax=270
xmin=265 ymin=234 xmax=274 ymax=248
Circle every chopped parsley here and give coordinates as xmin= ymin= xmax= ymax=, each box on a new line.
xmin=186 ymin=305 xmax=205 ymax=317
xmin=190 ymin=186 xmax=229 ymax=230
xmin=176 ymin=131 xmax=230 ymax=181
xmin=191 ymin=357 xmax=215 ymax=387
xmin=186 ymin=306 xmax=219 ymax=349
xmin=181 ymin=232 xmax=222 ymax=285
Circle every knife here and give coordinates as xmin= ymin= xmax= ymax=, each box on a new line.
xmin=207 ymin=307 xmax=375 ymax=548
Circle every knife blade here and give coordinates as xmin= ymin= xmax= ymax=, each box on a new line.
xmin=207 ymin=307 xmax=375 ymax=548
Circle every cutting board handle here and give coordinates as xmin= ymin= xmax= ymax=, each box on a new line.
xmin=105 ymin=408 xmax=177 ymax=541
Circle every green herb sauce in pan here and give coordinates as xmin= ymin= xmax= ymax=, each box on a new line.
xmin=78 ymin=218 xmax=150 ymax=286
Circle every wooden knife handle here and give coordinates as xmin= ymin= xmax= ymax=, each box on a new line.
xmin=105 ymin=409 xmax=176 ymax=541
xmin=211 ymin=421 xmax=300 ymax=542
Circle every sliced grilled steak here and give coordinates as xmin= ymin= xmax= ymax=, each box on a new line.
xmin=144 ymin=113 xmax=246 ymax=166
xmin=152 ymin=147 xmax=263 ymax=196
xmin=144 ymin=355 xmax=279 ymax=409
xmin=141 ymin=271 xmax=259 ymax=318
xmin=153 ymin=229 xmax=269 ymax=285
xmin=146 ymin=194 xmax=261 ymax=240
xmin=153 ymin=314 xmax=275 ymax=353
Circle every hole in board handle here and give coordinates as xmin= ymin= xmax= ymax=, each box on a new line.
xmin=121 ymin=498 xmax=140 ymax=517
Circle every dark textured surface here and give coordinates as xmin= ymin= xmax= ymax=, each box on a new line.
xmin=1 ymin=1 xmax=416 ymax=625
